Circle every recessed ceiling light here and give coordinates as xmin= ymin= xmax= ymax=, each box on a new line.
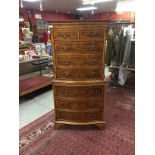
xmin=22 ymin=0 xmax=40 ymax=2
xmin=76 ymin=6 xmax=98 ymax=11
xmin=83 ymin=0 xmax=113 ymax=5
xmin=117 ymin=12 xmax=122 ymax=14
xmin=40 ymin=0 xmax=43 ymax=11
xmin=20 ymin=0 xmax=23 ymax=8
xmin=91 ymin=10 xmax=94 ymax=15
xmin=116 ymin=1 xmax=135 ymax=12
xmin=19 ymin=18 xmax=24 ymax=22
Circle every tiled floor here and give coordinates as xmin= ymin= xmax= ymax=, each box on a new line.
xmin=19 ymin=67 xmax=111 ymax=129
xmin=19 ymin=89 xmax=54 ymax=128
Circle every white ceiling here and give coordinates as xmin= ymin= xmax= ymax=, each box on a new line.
xmin=20 ymin=0 xmax=134 ymax=14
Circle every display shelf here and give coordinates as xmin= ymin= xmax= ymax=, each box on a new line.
xmin=19 ymin=76 xmax=53 ymax=96
xmin=19 ymin=56 xmax=53 ymax=96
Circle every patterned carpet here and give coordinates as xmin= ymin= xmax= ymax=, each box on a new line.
xmin=19 ymin=85 xmax=135 ymax=155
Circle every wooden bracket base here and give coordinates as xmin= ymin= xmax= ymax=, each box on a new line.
xmin=54 ymin=122 xmax=105 ymax=130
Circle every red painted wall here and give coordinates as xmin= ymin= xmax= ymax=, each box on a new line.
xmin=86 ymin=13 xmax=101 ymax=19
xmin=34 ymin=10 xmax=60 ymax=21
xmin=19 ymin=8 xmax=75 ymax=22
xmin=42 ymin=12 xmax=60 ymax=21
xmin=59 ymin=13 xmax=75 ymax=20
xmin=87 ymin=12 xmax=135 ymax=21
xmin=19 ymin=8 xmax=29 ymax=22
xmin=19 ymin=8 xmax=135 ymax=29
xmin=19 ymin=8 xmax=134 ymax=22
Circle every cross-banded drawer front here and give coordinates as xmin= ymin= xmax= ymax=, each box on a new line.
xmin=55 ymin=98 xmax=104 ymax=110
xmin=56 ymin=68 xmax=102 ymax=80
xmin=54 ymin=41 xmax=103 ymax=54
xmin=78 ymin=42 xmax=103 ymax=53
xmin=53 ymin=30 xmax=77 ymax=39
xmin=54 ymin=42 xmax=77 ymax=53
xmin=56 ymin=110 xmax=103 ymax=122
xmin=55 ymin=55 xmax=102 ymax=67
xmin=79 ymin=30 xmax=104 ymax=39
xmin=54 ymin=85 xmax=104 ymax=98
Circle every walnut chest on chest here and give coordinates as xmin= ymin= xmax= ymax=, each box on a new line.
xmin=51 ymin=21 xmax=107 ymax=129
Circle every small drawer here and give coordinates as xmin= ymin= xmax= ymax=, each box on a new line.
xmin=79 ymin=30 xmax=104 ymax=39
xmin=56 ymin=110 xmax=103 ymax=122
xmin=56 ymin=68 xmax=102 ymax=80
xmin=54 ymin=42 xmax=77 ymax=53
xmin=78 ymin=41 xmax=103 ymax=53
xmin=55 ymin=98 xmax=104 ymax=110
xmin=53 ymin=30 xmax=77 ymax=39
xmin=55 ymin=55 xmax=102 ymax=67
xmin=54 ymin=85 xmax=104 ymax=98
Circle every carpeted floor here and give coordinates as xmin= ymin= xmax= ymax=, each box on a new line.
xmin=19 ymin=85 xmax=135 ymax=155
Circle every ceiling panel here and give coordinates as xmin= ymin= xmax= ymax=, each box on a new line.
xmin=20 ymin=0 xmax=134 ymax=14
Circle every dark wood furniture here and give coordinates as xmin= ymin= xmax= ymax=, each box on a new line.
xmin=19 ymin=57 xmax=53 ymax=96
xmin=19 ymin=57 xmax=49 ymax=75
xmin=51 ymin=21 xmax=107 ymax=129
xmin=19 ymin=76 xmax=53 ymax=97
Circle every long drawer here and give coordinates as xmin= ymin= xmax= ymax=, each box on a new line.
xmin=56 ymin=110 xmax=103 ymax=122
xmin=55 ymin=55 xmax=102 ymax=67
xmin=54 ymin=85 xmax=104 ymax=98
xmin=55 ymin=68 xmax=102 ymax=80
xmin=54 ymin=41 xmax=103 ymax=54
xmin=55 ymin=98 xmax=104 ymax=110
xmin=53 ymin=30 xmax=77 ymax=39
xmin=79 ymin=29 xmax=105 ymax=39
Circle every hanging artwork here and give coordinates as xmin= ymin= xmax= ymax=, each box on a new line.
xmin=36 ymin=20 xmax=48 ymax=30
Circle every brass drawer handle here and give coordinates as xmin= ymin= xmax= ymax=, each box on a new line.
xmin=61 ymin=90 xmax=70 ymax=95
xmin=94 ymin=89 xmax=99 ymax=94
xmin=62 ymin=73 xmax=68 ymax=78
xmin=66 ymin=32 xmax=70 ymax=37
xmin=77 ymin=44 xmax=81 ymax=49
xmin=85 ymin=46 xmax=98 ymax=50
xmin=61 ymin=60 xmax=70 ymax=65
xmin=90 ymin=47 xmax=99 ymax=51
xmin=62 ymin=92 xmax=69 ymax=95
xmin=88 ymin=88 xmax=100 ymax=95
xmin=86 ymin=71 xmax=96 ymax=78
xmin=89 ymin=59 xmax=97 ymax=65
xmin=60 ymin=32 xmax=71 ymax=38
xmin=63 ymin=47 xmax=72 ymax=51
xmin=88 ymin=32 xmax=98 ymax=37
